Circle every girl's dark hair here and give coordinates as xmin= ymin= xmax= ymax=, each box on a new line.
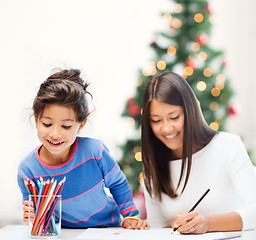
xmin=33 ymin=69 xmax=91 ymax=122
xmin=141 ymin=72 xmax=217 ymax=200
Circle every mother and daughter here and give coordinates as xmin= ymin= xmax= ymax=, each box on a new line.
xmin=18 ymin=69 xmax=256 ymax=233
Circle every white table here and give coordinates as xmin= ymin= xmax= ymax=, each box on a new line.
xmin=0 ymin=225 xmax=255 ymax=240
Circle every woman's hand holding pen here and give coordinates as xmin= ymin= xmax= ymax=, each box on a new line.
xmin=23 ymin=200 xmax=35 ymax=225
xmin=171 ymin=211 xmax=209 ymax=234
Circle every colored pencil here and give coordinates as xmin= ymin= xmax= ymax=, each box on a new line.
xmin=24 ymin=177 xmax=65 ymax=237
xmin=35 ymin=181 xmax=44 ymax=216
xmin=43 ymin=178 xmax=65 ymax=232
xmin=31 ymin=182 xmax=38 ymax=207
xmin=32 ymin=179 xmax=54 ymax=235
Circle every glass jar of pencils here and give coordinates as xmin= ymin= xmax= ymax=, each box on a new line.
xmin=29 ymin=194 xmax=62 ymax=238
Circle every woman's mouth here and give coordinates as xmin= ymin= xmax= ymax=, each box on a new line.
xmin=164 ymin=132 xmax=179 ymax=139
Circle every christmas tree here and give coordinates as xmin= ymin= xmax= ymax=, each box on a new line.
xmin=119 ymin=0 xmax=235 ymax=193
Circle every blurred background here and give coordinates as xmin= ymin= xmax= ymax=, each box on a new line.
xmin=0 ymin=0 xmax=255 ymax=226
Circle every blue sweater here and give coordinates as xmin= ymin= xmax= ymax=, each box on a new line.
xmin=17 ymin=137 xmax=139 ymax=228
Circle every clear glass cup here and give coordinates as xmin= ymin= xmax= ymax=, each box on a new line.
xmin=29 ymin=195 xmax=62 ymax=238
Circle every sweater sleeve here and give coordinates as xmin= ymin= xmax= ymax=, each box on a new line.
xmin=228 ymin=135 xmax=256 ymax=230
xmin=96 ymin=144 xmax=140 ymax=218
xmin=144 ymin=188 xmax=169 ymax=227
xmin=17 ymin=162 xmax=33 ymax=202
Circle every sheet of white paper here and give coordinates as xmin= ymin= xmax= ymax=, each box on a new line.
xmin=75 ymin=228 xmax=226 ymax=240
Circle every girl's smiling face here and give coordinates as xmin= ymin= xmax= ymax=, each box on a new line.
xmin=149 ymin=98 xmax=184 ymax=159
xmin=35 ymin=104 xmax=86 ymax=165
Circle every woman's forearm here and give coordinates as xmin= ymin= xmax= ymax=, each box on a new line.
xmin=206 ymin=212 xmax=243 ymax=232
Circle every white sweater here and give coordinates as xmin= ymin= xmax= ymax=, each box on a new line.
xmin=144 ymin=132 xmax=256 ymax=230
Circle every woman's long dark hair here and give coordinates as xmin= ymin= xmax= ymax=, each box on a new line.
xmin=141 ymin=72 xmax=217 ymax=200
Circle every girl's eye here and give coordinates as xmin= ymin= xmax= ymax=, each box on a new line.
xmin=43 ymin=123 xmax=51 ymax=127
xmin=62 ymin=125 xmax=72 ymax=129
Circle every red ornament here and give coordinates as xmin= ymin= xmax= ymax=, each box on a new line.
xmin=223 ymin=58 xmax=231 ymax=67
xmin=204 ymin=5 xmax=213 ymax=14
xmin=128 ymin=105 xmax=141 ymax=117
xmin=127 ymin=98 xmax=135 ymax=105
xmin=227 ymin=105 xmax=240 ymax=116
xmin=185 ymin=60 xmax=196 ymax=70
xmin=195 ymin=34 xmax=208 ymax=46
xmin=133 ymin=190 xmax=147 ymax=220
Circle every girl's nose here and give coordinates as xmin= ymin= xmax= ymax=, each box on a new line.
xmin=49 ymin=126 xmax=61 ymax=139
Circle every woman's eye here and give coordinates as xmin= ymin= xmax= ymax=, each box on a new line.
xmin=151 ymin=119 xmax=160 ymax=123
xmin=43 ymin=123 xmax=51 ymax=127
xmin=171 ymin=116 xmax=179 ymax=120
xmin=62 ymin=125 xmax=72 ymax=129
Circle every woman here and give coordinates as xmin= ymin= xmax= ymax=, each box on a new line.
xmin=141 ymin=72 xmax=256 ymax=234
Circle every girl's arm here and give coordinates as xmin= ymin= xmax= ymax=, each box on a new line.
xmin=96 ymin=144 xmax=143 ymax=224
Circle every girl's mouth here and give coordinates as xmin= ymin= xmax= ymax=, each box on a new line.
xmin=47 ymin=140 xmax=64 ymax=146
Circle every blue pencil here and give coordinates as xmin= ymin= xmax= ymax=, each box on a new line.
xmin=35 ymin=181 xmax=44 ymax=216
xmin=213 ymin=234 xmax=241 ymax=240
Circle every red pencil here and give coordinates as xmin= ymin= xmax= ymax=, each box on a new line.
xmin=31 ymin=179 xmax=50 ymax=235
xmin=27 ymin=179 xmax=33 ymax=194
xmin=24 ymin=180 xmax=32 ymax=195
xmin=31 ymin=182 xmax=38 ymax=207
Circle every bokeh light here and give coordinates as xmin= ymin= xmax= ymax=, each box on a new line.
xmin=203 ymin=68 xmax=212 ymax=77
xmin=184 ymin=66 xmax=193 ymax=76
xmin=157 ymin=60 xmax=166 ymax=70
xmin=194 ymin=13 xmax=204 ymax=23
xmin=198 ymin=52 xmax=207 ymax=61
xmin=210 ymin=122 xmax=219 ymax=131
xmin=197 ymin=81 xmax=207 ymax=91
xmin=135 ymin=152 xmax=142 ymax=161
xmin=209 ymin=102 xmax=218 ymax=111
xmin=211 ymin=87 xmax=221 ymax=97
xmin=167 ymin=46 xmax=177 ymax=55
xmin=191 ymin=42 xmax=200 ymax=52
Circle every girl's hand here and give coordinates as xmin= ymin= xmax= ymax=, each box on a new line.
xmin=23 ymin=200 xmax=35 ymax=225
xmin=171 ymin=211 xmax=208 ymax=234
xmin=122 ymin=217 xmax=150 ymax=230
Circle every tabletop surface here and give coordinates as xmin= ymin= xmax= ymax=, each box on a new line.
xmin=0 ymin=225 xmax=255 ymax=240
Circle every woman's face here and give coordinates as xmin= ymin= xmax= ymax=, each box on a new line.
xmin=149 ymin=98 xmax=184 ymax=159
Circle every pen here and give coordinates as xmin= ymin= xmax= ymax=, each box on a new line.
xmin=171 ymin=188 xmax=210 ymax=234
xmin=213 ymin=234 xmax=241 ymax=240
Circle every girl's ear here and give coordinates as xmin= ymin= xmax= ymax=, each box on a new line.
xmin=34 ymin=117 xmax=39 ymax=129
xmin=78 ymin=119 xmax=87 ymax=132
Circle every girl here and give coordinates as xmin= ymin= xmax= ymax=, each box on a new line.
xmin=141 ymin=72 xmax=256 ymax=234
xmin=18 ymin=69 xmax=149 ymax=229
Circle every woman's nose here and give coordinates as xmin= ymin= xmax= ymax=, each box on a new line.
xmin=161 ymin=121 xmax=173 ymax=133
